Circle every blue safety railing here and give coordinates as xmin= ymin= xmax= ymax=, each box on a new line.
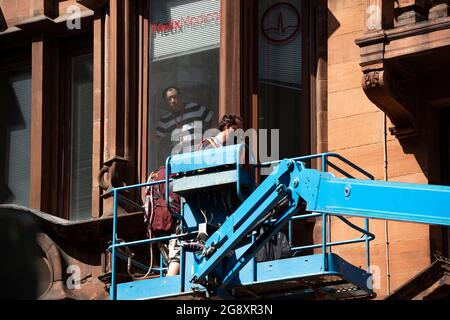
xmin=108 ymin=152 xmax=375 ymax=300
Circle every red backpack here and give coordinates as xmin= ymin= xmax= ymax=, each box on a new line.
xmin=144 ymin=166 xmax=180 ymax=235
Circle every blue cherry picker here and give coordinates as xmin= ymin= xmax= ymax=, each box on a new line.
xmin=108 ymin=144 xmax=450 ymax=300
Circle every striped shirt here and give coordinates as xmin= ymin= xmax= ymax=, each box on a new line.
xmin=155 ymin=102 xmax=214 ymax=152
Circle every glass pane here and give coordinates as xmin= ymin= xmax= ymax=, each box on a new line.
xmin=148 ymin=0 xmax=221 ymax=172
xmin=258 ymin=0 xmax=304 ymax=161
xmin=70 ymin=54 xmax=93 ymax=221
xmin=0 ymin=68 xmax=32 ymax=206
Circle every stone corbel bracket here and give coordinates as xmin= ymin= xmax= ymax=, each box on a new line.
xmin=98 ymin=156 xmax=130 ymax=196
xmin=98 ymin=155 xmax=142 ymax=214
xmin=362 ymin=67 xmax=417 ymax=138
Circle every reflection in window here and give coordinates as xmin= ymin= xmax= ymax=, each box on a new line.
xmin=0 ymin=68 xmax=32 ymax=206
xmin=148 ymin=0 xmax=220 ymax=172
xmin=70 ymin=54 xmax=93 ymax=221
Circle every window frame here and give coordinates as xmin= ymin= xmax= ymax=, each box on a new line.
xmin=58 ymin=35 xmax=94 ymax=220
xmin=229 ymin=0 xmax=312 ymax=167
xmin=144 ymin=0 xmax=314 ymax=172
xmin=256 ymin=0 xmax=311 ymax=161
xmin=146 ymin=0 xmax=223 ymax=174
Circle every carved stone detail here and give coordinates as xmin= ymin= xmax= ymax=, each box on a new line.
xmin=363 ymin=71 xmax=381 ymax=88
xmin=97 ymin=156 xmax=141 ymax=216
xmin=362 ymin=68 xmax=417 ymax=138
xmin=358 ymin=1 xmax=450 ymax=138
xmin=98 ymin=156 xmax=130 ymax=192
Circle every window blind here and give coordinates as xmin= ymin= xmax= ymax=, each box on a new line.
xmin=259 ymin=0 xmax=302 ymax=88
xmin=70 ymin=54 xmax=93 ymax=221
xmin=150 ymin=0 xmax=221 ymax=61
xmin=0 ymin=68 xmax=32 ymax=206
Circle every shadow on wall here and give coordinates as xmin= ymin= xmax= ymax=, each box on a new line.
xmin=0 ymin=210 xmax=39 ymax=300
xmin=0 ymin=205 xmax=120 ymax=300
xmin=384 ymin=74 xmax=450 ymax=187
xmin=327 ymin=7 xmax=341 ymax=39
xmin=0 ymin=7 xmax=7 ymax=32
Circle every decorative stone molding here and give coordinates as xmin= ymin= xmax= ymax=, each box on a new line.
xmin=98 ymin=156 xmax=130 ymax=193
xmin=362 ymin=68 xmax=417 ymax=138
xmin=363 ymin=70 xmax=382 ymax=88
xmin=357 ymin=1 xmax=450 ymax=139
xmin=97 ymin=155 xmax=143 ymax=216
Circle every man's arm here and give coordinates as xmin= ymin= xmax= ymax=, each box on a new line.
xmin=152 ymin=121 xmax=168 ymax=144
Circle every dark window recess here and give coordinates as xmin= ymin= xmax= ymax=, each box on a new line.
xmin=0 ymin=68 xmax=32 ymax=206
xmin=69 ymin=53 xmax=93 ymax=221
xmin=440 ymin=109 xmax=450 ymax=258
xmin=258 ymin=0 xmax=310 ymax=161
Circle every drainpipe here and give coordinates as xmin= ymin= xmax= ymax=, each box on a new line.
xmin=314 ymin=1 xmax=330 ymax=252
xmin=383 ymin=113 xmax=391 ymax=295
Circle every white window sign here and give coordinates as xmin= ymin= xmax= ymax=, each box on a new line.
xmin=150 ymin=0 xmax=221 ymax=61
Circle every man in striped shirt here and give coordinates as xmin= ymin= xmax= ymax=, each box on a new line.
xmin=148 ymin=86 xmax=214 ymax=276
xmin=154 ymin=87 xmax=214 ymax=155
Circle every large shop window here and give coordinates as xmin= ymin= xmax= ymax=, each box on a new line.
xmin=148 ymin=0 xmax=220 ymax=172
xmin=69 ymin=53 xmax=93 ymax=221
xmin=0 ymin=68 xmax=32 ymax=206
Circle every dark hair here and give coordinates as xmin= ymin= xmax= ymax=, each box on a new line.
xmin=218 ymin=114 xmax=243 ymax=131
xmin=162 ymin=86 xmax=181 ymax=100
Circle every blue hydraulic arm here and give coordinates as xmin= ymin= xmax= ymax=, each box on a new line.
xmin=108 ymin=147 xmax=450 ymax=300
xmin=191 ymin=160 xmax=303 ymax=286
xmin=191 ymin=158 xmax=450 ymax=287
xmin=302 ymin=171 xmax=450 ymax=226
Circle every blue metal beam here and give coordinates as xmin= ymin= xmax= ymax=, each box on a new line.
xmin=299 ymin=170 xmax=450 ymax=226
xmin=192 ymin=160 xmax=450 ymax=287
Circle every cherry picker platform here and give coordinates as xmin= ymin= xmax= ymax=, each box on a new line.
xmin=108 ymin=145 xmax=450 ymax=300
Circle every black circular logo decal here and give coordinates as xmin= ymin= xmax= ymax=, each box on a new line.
xmin=261 ymin=2 xmax=301 ymax=44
